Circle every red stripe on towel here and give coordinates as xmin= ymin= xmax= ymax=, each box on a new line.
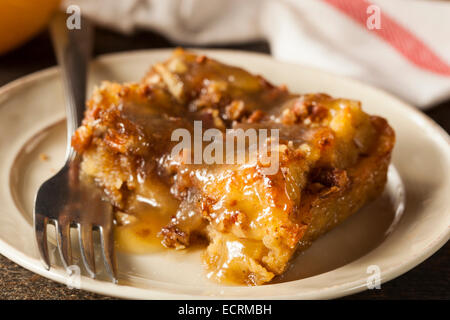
xmin=322 ymin=0 xmax=450 ymax=76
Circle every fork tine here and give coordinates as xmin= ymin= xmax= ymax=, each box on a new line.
xmin=78 ymin=223 xmax=96 ymax=278
xmin=34 ymin=213 xmax=50 ymax=270
xmin=55 ymin=219 xmax=72 ymax=269
xmin=99 ymin=226 xmax=118 ymax=283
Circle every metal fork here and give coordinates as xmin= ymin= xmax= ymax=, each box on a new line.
xmin=33 ymin=12 xmax=117 ymax=283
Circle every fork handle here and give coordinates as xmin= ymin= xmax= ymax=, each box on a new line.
xmin=49 ymin=11 xmax=93 ymax=161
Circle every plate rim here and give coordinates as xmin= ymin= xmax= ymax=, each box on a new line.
xmin=0 ymin=48 xmax=449 ymax=299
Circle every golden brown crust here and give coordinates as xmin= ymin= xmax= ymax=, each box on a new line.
xmin=73 ymin=49 xmax=395 ymax=285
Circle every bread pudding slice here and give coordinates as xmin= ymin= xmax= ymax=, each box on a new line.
xmin=72 ymin=49 xmax=395 ymax=285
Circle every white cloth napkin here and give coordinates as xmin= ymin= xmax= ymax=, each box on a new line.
xmin=63 ymin=0 xmax=450 ymax=108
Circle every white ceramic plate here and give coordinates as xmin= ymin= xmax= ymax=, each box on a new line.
xmin=0 ymin=49 xmax=449 ymax=299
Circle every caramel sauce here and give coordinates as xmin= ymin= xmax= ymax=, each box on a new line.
xmin=114 ymin=176 xmax=181 ymax=253
xmin=115 ymin=204 xmax=171 ymax=253
xmin=114 ymin=198 xmax=209 ymax=254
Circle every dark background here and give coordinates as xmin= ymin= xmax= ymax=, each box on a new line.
xmin=0 ymin=27 xmax=448 ymax=300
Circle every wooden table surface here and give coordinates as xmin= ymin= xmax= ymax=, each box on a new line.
xmin=0 ymin=27 xmax=448 ymax=300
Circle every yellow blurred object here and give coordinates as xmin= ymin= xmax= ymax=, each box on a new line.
xmin=0 ymin=0 xmax=61 ymax=55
